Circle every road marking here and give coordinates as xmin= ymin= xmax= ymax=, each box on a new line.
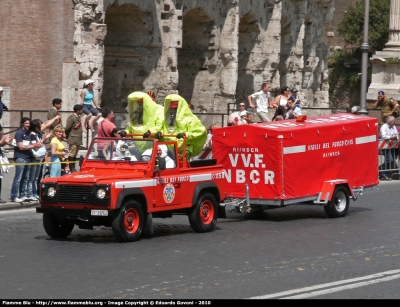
xmin=250 ymin=269 xmax=400 ymax=299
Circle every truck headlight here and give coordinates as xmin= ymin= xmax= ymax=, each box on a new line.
xmin=47 ymin=187 xmax=56 ymax=197
xmin=96 ymin=189 xmax=106 ymax=199
xmin=94 ymin=184 xmax=111 ymax=202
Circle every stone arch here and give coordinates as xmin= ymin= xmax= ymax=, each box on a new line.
xmin=102 ymin=3 xmax=161 ymax=109
xmin=177 ymin=8 xmax=214 ymax=110
xmin=236 ymin=12 xmax=260 ymax=104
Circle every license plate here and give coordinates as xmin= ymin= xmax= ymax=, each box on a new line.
xmin=91 ymin=210 xmax=108 ymax=216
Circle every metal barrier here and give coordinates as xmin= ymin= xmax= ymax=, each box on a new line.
xmin=378 ymin=139 xmax=399 ymax=180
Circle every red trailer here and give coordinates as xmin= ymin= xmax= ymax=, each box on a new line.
xmin=212 ymin=113 xmax=379 ymax=217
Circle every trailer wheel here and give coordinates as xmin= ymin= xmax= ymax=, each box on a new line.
xmin=43 ymin=213 xmax=74 ymax=238
xmin=112 ymin=200 xmax=144 ymax=242
xmin=189 ymin=192 xmax=218 ymax=233
xmin=324 ymin=186 xmax=349 ymax=218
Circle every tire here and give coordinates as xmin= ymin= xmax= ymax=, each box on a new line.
xmin=43 ymin=213 xmax=74 ymax=238
xmin=324 ymin=186 xmax=349 ymax=218
xmin=112 ymin=200 xmax=144 ymax=242
xmin=189 ymin=192 xmax=218 ymax=233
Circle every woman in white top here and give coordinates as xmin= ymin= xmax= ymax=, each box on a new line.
xmin=271 ymin=86 xmax=290 ymax=121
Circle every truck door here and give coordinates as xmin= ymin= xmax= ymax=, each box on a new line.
xmin=153 ymin=144 xmax=185 ymax=207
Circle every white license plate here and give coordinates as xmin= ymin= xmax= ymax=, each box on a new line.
xmin=91 ymin=210 xmax=108 ymax=216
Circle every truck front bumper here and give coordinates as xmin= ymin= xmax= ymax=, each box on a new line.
xmin=36 ymin=207 xmax=116 ymax=222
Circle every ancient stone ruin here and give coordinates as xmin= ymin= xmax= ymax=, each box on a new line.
xmin=69 ymin=0 xmax=334 ymax=125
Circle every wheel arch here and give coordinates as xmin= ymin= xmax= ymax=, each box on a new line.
xmin=191 ymin=182 xmax=221 ymax=208
xmin=116 ymin=188 xmax=148 ymax=213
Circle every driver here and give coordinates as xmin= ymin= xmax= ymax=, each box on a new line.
xmin=157 ymin=144 xmax=176 ymax=169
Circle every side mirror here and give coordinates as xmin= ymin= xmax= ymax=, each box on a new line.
xmin=79 ymin=155 xmax=84 ymax=168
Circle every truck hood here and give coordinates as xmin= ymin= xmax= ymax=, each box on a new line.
xmin=54 ymin=169 xmax=147 ymax=184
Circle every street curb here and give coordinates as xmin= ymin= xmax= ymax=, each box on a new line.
xmin=0 ymin=201 xmax=39 ymax=211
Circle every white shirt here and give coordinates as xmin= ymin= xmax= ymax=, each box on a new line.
xmin=380 ymin=123 xmax=398 ymax=140
xmin=228 ymin=111 xmax=240 ymax=122
xmin=285 ymin=105 xmax=302 ymax=119
xmin=251 ymin=90 xmax=270 ymax=113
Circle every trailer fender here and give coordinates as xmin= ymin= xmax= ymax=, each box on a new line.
xmin=315 ymin=180 xmax=354 ymax=205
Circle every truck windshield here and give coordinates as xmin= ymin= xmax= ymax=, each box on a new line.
xmin=86 ymin=138 xmax=155 ymax=162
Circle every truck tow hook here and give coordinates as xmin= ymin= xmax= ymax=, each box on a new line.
xmin=238 ymin=203 xmax=251 ymax=213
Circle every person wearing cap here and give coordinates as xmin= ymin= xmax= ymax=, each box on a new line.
xmin=290 ymin=88 xmax=301 ymax=105
xmin=372 ymin=90 xmax=399 ymax=125
xmin=248 ymin=82 xmax=271 ymax=122
xmin=0 ymin=87 xmax=10 ymax=139
xmin=159 ymin=94 xmax=207 ymax=159
xmin=80 ymin=79 xmax=102 ymax=133
xmin=65 ymin=104 xmax=84 ymax=172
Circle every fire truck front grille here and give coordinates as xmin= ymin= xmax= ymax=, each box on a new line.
xmin=56 ymin=185 xmax=94 ymax=204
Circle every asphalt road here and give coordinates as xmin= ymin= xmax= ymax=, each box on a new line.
xmin=0 ymin=181 xmax=400 ymax=300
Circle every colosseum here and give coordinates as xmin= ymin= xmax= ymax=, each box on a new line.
xmin=1 ymin=0 xmax=344 ymax=128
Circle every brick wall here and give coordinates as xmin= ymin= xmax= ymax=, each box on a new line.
xmin=324 ymin=0 xmax=358 ymax=49
xmin=0 ymin=0 xmax=74 ymax=127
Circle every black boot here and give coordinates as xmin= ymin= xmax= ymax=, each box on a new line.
xmin=68 ymin=157 xmax=77 ymax=172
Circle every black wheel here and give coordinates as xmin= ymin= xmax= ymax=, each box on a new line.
xmin=112 ymin=200 xmax=144 ymax=242
xmin=324 ymin=186 xmax=349 ymax=218
xmin=189 ymin=192 xmax=218 ymax=233
xmin=43 ymin=213 xmax=74 ymax=238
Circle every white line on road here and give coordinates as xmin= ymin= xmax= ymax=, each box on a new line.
xmin=250 ymin=269 xmax=400 ymax=299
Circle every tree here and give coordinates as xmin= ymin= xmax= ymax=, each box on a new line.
xmin=338 ymin=0 xmax=390 ymax=54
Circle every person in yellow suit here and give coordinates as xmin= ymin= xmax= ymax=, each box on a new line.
xmin=159 ymin=94 xmax=206 ymax=159
xmin=126 ymin=91 xmax=164 ymax=137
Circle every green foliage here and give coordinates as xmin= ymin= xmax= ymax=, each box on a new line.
xmin=386 ymin=57 xmax=400 ymax=64
xmin=337 ymin=0 xmax=390 ymax=54
xmin=328 ymin=50 xmax=354 ymax=66
xmin=328 ymin=50 xmax=372 ymax=102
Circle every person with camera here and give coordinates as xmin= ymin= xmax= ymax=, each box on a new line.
xmin=372 ymin=91 xmax=399 ymax=125
xmin=26 ymin=119 xmax=52 ymax=201
xmin=65 ymin=104 xmax=84 ymax=173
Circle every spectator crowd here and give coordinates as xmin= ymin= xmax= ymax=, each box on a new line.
xmin=0 ymin=82 xmax=397 ymax=203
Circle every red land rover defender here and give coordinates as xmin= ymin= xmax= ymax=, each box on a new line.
xmin=36 ymin=135 xmax=226 ymax=242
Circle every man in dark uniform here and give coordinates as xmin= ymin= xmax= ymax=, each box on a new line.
xmin=65 ymin=104 xmax=84 ymax=172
